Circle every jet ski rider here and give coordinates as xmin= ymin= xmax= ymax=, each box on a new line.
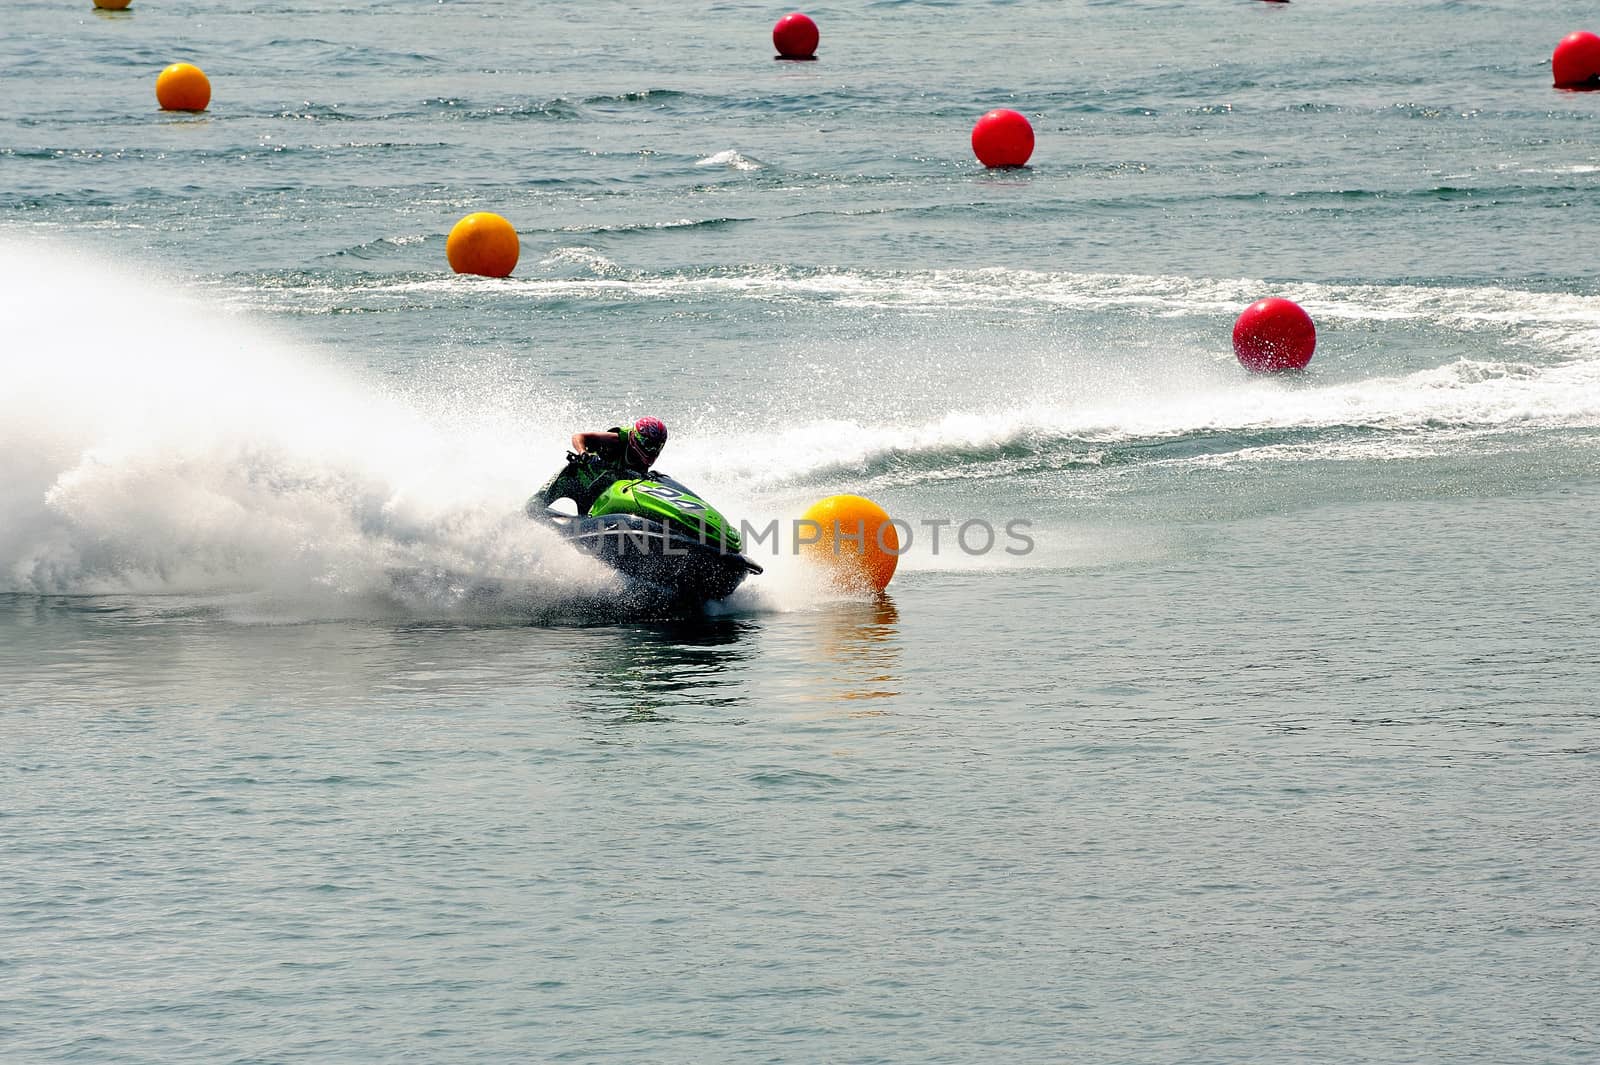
xmin=534 ymin=416 xmax=669 ymax=516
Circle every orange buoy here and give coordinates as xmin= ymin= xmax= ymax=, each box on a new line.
xmin=446 ymin=212 xmax=520 ymax=278
xmin=971 ymin=109 xmax=1034 ymax=168
xmin=155 ymin=63 xmax=210 ymax=112
xmin=800 ymin=494 xmax=900 ymax=593
xmin=94 ymin=0 xmax=133 ymax=9
xmin=1233 ymin=298 xmax=1316 ymax=372
xmin=1552 ymin=31 xmax=1600 ymax=89
xmin=772 ymin=12 xmax=819 ymax=60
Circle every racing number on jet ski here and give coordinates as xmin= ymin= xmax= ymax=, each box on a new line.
xmin=637 ymin=485 xmax=706 ymax=512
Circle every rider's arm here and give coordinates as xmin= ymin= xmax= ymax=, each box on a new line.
xmin=571 ymin=431 xmax=620 ymax=454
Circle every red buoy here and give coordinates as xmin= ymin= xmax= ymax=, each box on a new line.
xmin=1552 ymin=31 xmax=1600 ymax=89
xmin=971 ymin=109 xmax=1034 ymax=168
xmin=1232 ymin=298 xmax=1316 ymax=372
xmin=773 ymin=12 xmax=819 ymax=59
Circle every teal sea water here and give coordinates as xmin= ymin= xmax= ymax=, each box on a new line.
xmin=4 ymin=1 xmax=1600 ymax=1061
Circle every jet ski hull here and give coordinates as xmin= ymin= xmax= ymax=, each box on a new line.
xmin=543 ymin=511 xmax=763 ymax=605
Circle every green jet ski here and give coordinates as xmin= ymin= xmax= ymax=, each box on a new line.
xmin=526 ymin=455 xmax=764 ymax=606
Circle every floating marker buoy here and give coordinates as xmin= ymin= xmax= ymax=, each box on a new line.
xmin=971 ymin=109 xmax=1034 ymax=168
xmin=93 ymin=0 xmax=133 ymax=9
xmin=773 ymin=12 xmax=819 ymax=60
xmin=156 ymin=63 xmax=210 ymax=112
xmin=446 ymin=212 xmax=519 ymax=278
xmin=1552 ymin=31 xmax=1600 ymax=89
xmin=1233 ymin=298 xmax=1316 ymax=373
xmin=800 ymin=494 xmax=899 ymax=593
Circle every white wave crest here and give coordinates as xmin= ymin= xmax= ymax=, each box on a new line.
xmin=694 ymin=149 xmax=763 ymax=171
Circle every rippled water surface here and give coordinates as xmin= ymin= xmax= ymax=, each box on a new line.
xmin=4 ymin=1 xmax=1600 ymax=1062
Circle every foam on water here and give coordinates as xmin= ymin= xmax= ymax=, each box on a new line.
xmin=251 ymin=263 xmax=1600 ymax=354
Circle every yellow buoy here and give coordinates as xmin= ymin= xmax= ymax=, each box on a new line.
xmin=800 ymin=494 xmax=900 ymax=593
xmin=94 ymin=0 xmax=133 ymax=10
xmin=446 ymin=212 xmax=520 ymax=278
xmin=155 ymin=63 xmax=210 ymax=112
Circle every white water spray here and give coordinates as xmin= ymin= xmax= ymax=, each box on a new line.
xmin=0 ymin=240 xmax=612 ymax=615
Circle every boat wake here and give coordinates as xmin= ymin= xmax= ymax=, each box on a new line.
xmin=7 ymin=239 xmax=1598 ymax=613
